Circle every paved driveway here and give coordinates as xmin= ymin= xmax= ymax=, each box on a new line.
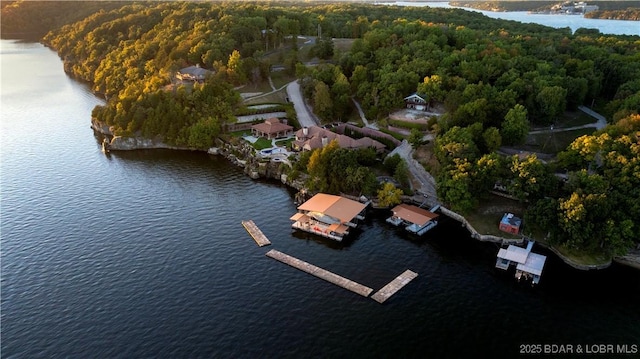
xmin=286 ymin=81 xmax=320 ymax=128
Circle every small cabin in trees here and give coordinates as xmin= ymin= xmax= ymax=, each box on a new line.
xmin=404 ymin=93 xmax=428 ymax=111
xmin=176 ymin=65 xmax=213 ymax=82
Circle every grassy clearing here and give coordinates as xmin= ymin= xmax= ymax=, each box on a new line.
xmin=270 ymin=71 xmax=296 ymax=89
xmin=464 ymin=194 xmax=527 ymax=239
xmin=552 ymin=243 xmax=612 ymax=266
xmin=525 ymin=127 xmax=595 ymax=154
xmin=239 ymin=81 xmax=273 ymax=94
xmin=243 ymin=88 xmax=289 ymax=105
xmin=229 ymin=129 xmax=250 ymax=138
xmin=559 ymin=111 xmax=598 ymax=128
xmin=333 ymin=38 xmax=356 ymax=53
xmin=413 ymin=141 xmax=439 ymax=174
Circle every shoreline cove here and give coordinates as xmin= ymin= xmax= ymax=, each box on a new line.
xmin=91 ymin=120 xmax=636 ymax=272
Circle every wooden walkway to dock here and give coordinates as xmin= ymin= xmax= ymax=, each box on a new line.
xmin=371 ymin=270 xmax=418 ymax=303
xmin=265 ymin=249 xmax=373 ymax=297
xmin=242 ymin=220 xmax=271 ymax=247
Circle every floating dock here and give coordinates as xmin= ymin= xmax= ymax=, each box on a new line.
xmin=371 ymin=270 xmax=418 ymax=303
xmin=242 ymin=220 xmax=271 ymax=247
xmin=265 ymin=249 xmax=373 ymax=297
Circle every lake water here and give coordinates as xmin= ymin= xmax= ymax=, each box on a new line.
xmin=1 ymin=40 xmax=639 ymax=358
xmin=383 ymin=2 xmax=640 ymax=36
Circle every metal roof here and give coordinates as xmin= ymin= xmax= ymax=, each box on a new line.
xmin=516 ymin=252 xmax=547 ymax=276
xmin=390 ymin=204 xmax=438 ymax=226
xmin=497 ymin=245 xmax=530 ymax=264
xmin=297 ymin=194 xmax=367 ymax=224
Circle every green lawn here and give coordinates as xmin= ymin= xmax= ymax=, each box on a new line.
xmin=252 ymin=137 xmax=273 ymax=150
xmin=270 ymin=71 xmax=296 ymax=89
xmin=551 ymin=242 xmax=612 ymax=267
xmin=274 ymin=137 xmax=294 ymax=149
xmin=559 ymin=111 xmax=598 ymax=128
xmin=229 ymin=129 xmax=250 ymax=138
xmin=332 ymin=38 xmax=356 ymax=53
xmin=243 ymin=88 xmax=289 ymax=105
xmin=464 ymin=194 xmax=527 ymax=240
xmin=239 ymin=81 xmax=273 ymax=95
xmin=525 ymin=127 xmax=595 ymax=154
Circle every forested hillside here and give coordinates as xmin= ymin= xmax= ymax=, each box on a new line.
xmin=4 ymin=1 xmax=638 ymax=258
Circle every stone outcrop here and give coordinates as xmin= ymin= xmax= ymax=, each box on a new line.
xmin=91 ymin=118 xmax=114 ymax=136
xmin=92 ymin=118 xmax=193 ymax=151
xmin=212 ymin=138 xmax=305 ymax=190
xmin=107 ymin=136 xmax=178 ymax=150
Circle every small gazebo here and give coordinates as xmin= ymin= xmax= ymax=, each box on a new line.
xmin=251 ymin=118 xmax=293 ymax=139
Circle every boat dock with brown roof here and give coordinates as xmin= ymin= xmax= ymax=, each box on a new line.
xmin=266 ymin=249 xmax=373 ymax=297
xmin=242 ymin=220 xmax=271 ymax=247
xmin=371 ymin=270 xmax=418 ymax=303
xmin=290 ymin=193 xmax=368 ymax=241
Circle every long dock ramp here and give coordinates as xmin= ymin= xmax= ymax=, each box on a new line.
xmin=371 ymin=270 xmax=418 ymax=303
xmin=265 ymin=249 xmax=373 ymax=297
xmin=242 ymin=220 xmax=271 ymax=247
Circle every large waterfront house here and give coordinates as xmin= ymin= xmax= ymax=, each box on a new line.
xmin=290 ymin=193 xmax=368 ymax=241
xmin=495 ymin=240 xmax=547 ymax=284
xmin=292 ymin=126 xmax=385 ymax=152
xmin=251 ymin=118 xmax=293 ymax=139
xmin=386 ymin=204 xmax=440 ymax=235
xmin=403 ymin=93 xmax=428 ymax=111
xmin=176 ymin=65 xmax=213 ymax=82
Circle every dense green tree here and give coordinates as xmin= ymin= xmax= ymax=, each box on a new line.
xmin=482 ymin=127 xmax=502 ymax=153
xmin=508 ymin=154 xmax=556 ymax=202
xmin=408 ymin=128 xmax=423 ymax=147
xmin=394 ymin=159 xmax=410 ymax=190
xmin=501 ymin=104 xmax=529 ymax=145
xmin=305 ymin=139 xmax=379 ymax=195
xmin=437 ymin=158 xmax=476 ymax=214
xmin=313 ymin=81 xmax=333 ymax=121
xmin=536 ymin=85 xmax=568 ymax=124
xmin=377 ymin=182 xmax=403 ymax=208
xmin=383 ymin=153 xmax=402 ymax=174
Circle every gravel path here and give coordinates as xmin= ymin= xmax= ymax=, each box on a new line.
xmin=389 ymin=140 xmax=440 ymax=205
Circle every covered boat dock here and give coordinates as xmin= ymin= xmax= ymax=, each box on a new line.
xmin=291 ymin=193 xmax=368 ymax=241
xmin=386 ymin=204 xmax=440 ymax=235
xmin=496 ymin=241 xmax=547 ymax=284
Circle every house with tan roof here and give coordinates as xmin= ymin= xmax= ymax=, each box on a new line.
xmin=251 ymin=118 xmax=293 ymax=139
xmin=292 ymin=126 xmax=385 ymax=152
xmin=290 ymin=193 xmax=368 ymax=241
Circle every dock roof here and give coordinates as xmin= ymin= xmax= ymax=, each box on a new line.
xmin=497 ymin=245 xmax=530 ymax=264
xmin=298 ymin=193 xmax=367 ymax=224
xmin=390 ymin=204 xmax=438 ymax=226
xmin=516 ymin=252 xmax=547 ymax=276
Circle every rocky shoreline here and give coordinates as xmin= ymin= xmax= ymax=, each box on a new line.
xmin=92 ymin=118 xmax=306 ymax=188
xmin=91 ymin=119 xmax=638 ymax=272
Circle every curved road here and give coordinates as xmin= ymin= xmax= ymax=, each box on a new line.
xmin=286 ymin=80 xmax=320 ymax=128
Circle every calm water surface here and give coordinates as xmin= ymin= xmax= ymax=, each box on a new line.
xmin=1 ymin=40 xmax=639 ymax=358
xmin=386 ymin=2 xmax=640 ymax=36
